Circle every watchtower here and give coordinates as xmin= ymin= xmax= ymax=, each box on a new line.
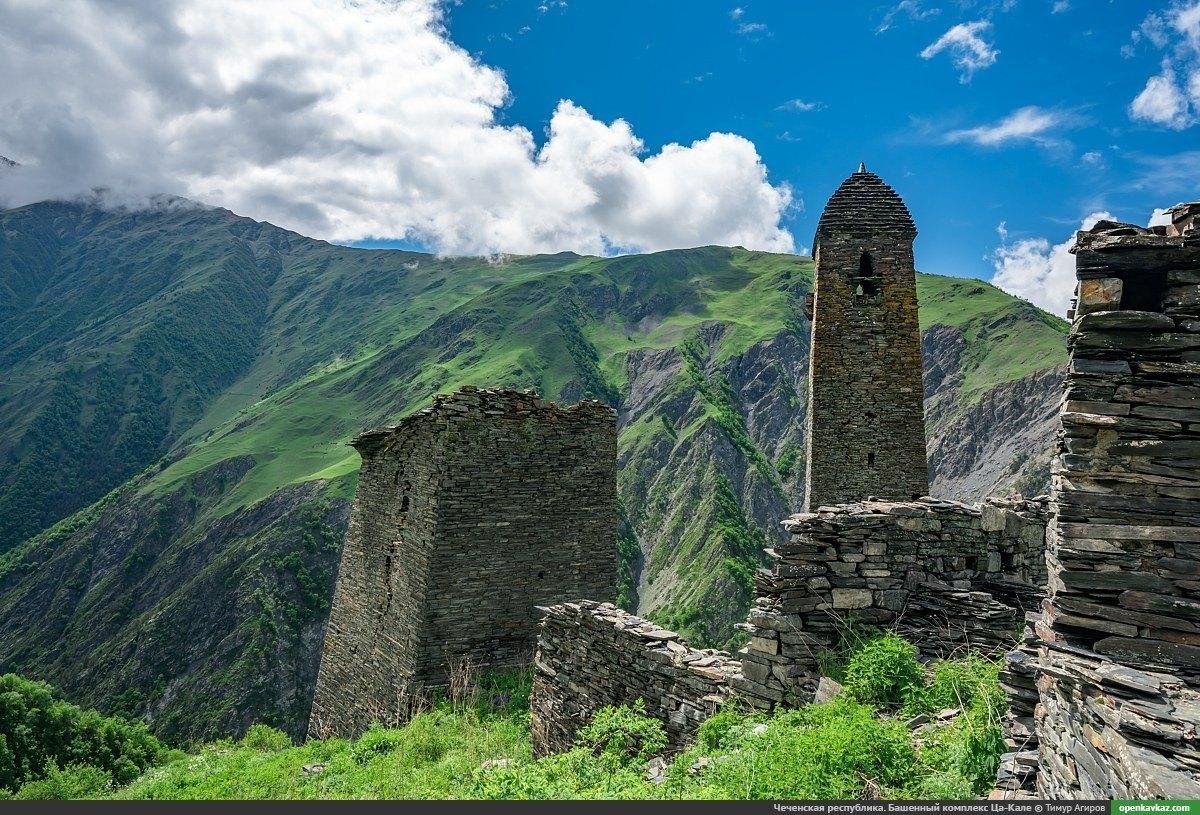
xmin=804 ymin=163 xmax=929 ymax=511
xmin=309 ymin=387 xmax=617 ymax=739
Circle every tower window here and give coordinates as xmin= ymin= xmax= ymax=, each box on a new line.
xmin=853 ymin=252 xmax=880 ymax=297
xmin=867 ymin=452 xmax=876 ymax=467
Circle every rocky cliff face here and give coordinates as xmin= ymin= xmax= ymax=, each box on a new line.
xmin=924 ymin=324 xmax=1064 ymax=500
xmin=0 ymin=201 xmax=1067 ymax=742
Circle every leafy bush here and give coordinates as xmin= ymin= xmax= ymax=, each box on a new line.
xmin=914 ymin=656 xmax=1004 ymax=717
xmin=674 ymin=698 xmax=916 ymax=799
xmin=0 ymin=674 xmax=167 ymax=793
xmin=350 ymin=724 xmax=407 ymax=764
xmin=842 ymin=633 xmax=923 ymax=709
xmin=918 ymin=704 xmax=1005 ymax=794
xmin=240 ymin=725 xmax=292 ymax=753
xmin=12 ymin=764 xmax=112 ymax=800
xmin=575 ymin=700 xmax=666 ymax=767
xmin=695 ymin=702 xmax=763 ymax=753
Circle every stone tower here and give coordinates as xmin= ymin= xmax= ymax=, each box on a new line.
xmin=309 ymin=387 xmax=617 ymax=740
xmin=804 ymin=163 xmax=928 ymax=511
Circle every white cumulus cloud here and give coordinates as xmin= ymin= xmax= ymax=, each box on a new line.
xmin=0 ymin=0 xmax=794 ymax=256
xmin=920 ymin=20 xmax=999 ymax=82
xmin=1149 ymin=207 xmax=1174 ymax=226
xmin=990 ymin=212 xmax=1112 ymax=316
xmin=1127 ymin=2 xmax=1200 ymax=130
xmin=1130 ymin=61 xmax=1195 ymax=128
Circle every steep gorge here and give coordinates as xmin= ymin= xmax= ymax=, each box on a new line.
xmin=0 ymin=201 xmax=1067 ymax=742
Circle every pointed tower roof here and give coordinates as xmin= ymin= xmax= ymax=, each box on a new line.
xmin=814 ymin=165 xmax=917 ymax=247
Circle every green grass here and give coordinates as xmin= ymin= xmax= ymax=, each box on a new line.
xmin=4 ymin=636 xmax=1008 ymax=801
xmin=0 ymin=201 xmax=1066 ymax=745
xmin=916 ymin=274 xmax=1067 ymax=406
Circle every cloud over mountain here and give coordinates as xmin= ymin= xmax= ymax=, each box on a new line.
xmin=0 ymin=0 xmax=794 ymax=255
xmin=990 ymin=212 xmax=1112 ymax=316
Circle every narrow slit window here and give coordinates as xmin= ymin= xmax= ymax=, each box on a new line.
xmin=867 ymin=452 xmax=876 ymax=467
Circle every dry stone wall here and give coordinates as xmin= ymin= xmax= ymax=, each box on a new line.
xmin=736 ymin=497 xmax=1047 ymax=708
xmin=1029 ymin=210 xmax=1200 ymax=799
xmin=530 ymin=601 xmax=741 ymax=756
xmin=310 ymin=387 xmax=617 ymax=740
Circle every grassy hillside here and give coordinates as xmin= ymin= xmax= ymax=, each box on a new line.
xmin=916 ymin=275 xmax=1068 ymax=407
xmin=4 ymin=634 xmax=1007 ymax=801
xmin=0 ymin=201 xmax=1066 ymax=741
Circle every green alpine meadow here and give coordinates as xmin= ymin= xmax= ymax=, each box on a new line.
xmin=0 ymin=200 xmax=1066 ymax=743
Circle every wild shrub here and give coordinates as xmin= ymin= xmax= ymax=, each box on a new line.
xmin=575 ymin=700 xmax=666 ymax=767
xmin=694 ymin=702 xmax=762 ymax=753
xmin=240 ymin=725 xmax=292 ymax=753
xmin=675 ymin=698 xmax=916 ymax=799
xmin=914 ymin=656 xmax=1004 ymax=717
xmin=918 ymin=704 xmax=1005 ymax=795
xmin=350 ymin=724 xmax=406 ymax=764
xmin=842 ymin=633 xmax=923 ymax=709
xmin=0 ymin=674 xmax=166 ymax=793
xmin=12 ymin=764 xmax=112 ymax=800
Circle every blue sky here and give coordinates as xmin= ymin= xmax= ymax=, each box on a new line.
xmin=1 ymin=0 xmax=1198 ymax=314
xmin=443 ymin=0 xmax=1200 ymax=303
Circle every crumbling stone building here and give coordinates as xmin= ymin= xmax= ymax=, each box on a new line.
xmin=309 ymin=387 xmax=617 ymax=740
xmin=1017 ymin=205 xmax=1200 ymax=799
xmin=805 ymin=163 xmax=929 ymax=511
xmin=736 ymin=496 xmax=1047 ymax=709
xmin=527 ymin=166 xmax=1050 ymax=756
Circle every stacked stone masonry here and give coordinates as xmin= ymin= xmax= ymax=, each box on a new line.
xmin=1027 ymin=206 xmax=1200 ymax=799
xmin=530 ymin=601 xmax=741 ymax=756
xmin=737 ymin=497 xmax=1047 ymax=708
xmin=310 ymin=387 xmax=617 ymax=740
xmin=805 ymin=164 xmax=929 ymax=511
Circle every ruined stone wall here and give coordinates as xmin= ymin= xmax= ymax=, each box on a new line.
xmin=736 ymin=497 xmax=1047 ymax=709
xmin=805 ymin=167 xmax=929 ymax=511
xmin=1030 ymin=215 xmax=1200 ymax=799
xmin=412 ymin=391 xmax=618 ymax=683
xmin=530 ymin=601 xmax=741 ymax=756
xmin=310 ymin=387 xmax=618 ymax=740
xmin=308 ymin=417 xmax=440 ymax=739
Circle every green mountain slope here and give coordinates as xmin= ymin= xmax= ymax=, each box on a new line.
xmin=0 ymin=201 xmax=1067 ymax=743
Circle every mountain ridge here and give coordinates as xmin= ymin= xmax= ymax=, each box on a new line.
xmin=0 ymin=200 xmax=1067 ymax=742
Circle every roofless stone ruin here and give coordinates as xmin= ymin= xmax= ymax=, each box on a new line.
xmin=309 ymin=387 xmax=617 ymax=740
xmin=307 ymin=165 xmax=1200 ymax=799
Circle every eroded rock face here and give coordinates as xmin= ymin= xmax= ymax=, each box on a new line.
xmin=928 ymin=365 xmax=1064 ymax=501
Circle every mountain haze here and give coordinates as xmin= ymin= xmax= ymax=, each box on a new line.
xmin=0 ymin=200 xmax=1066 ymax=742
